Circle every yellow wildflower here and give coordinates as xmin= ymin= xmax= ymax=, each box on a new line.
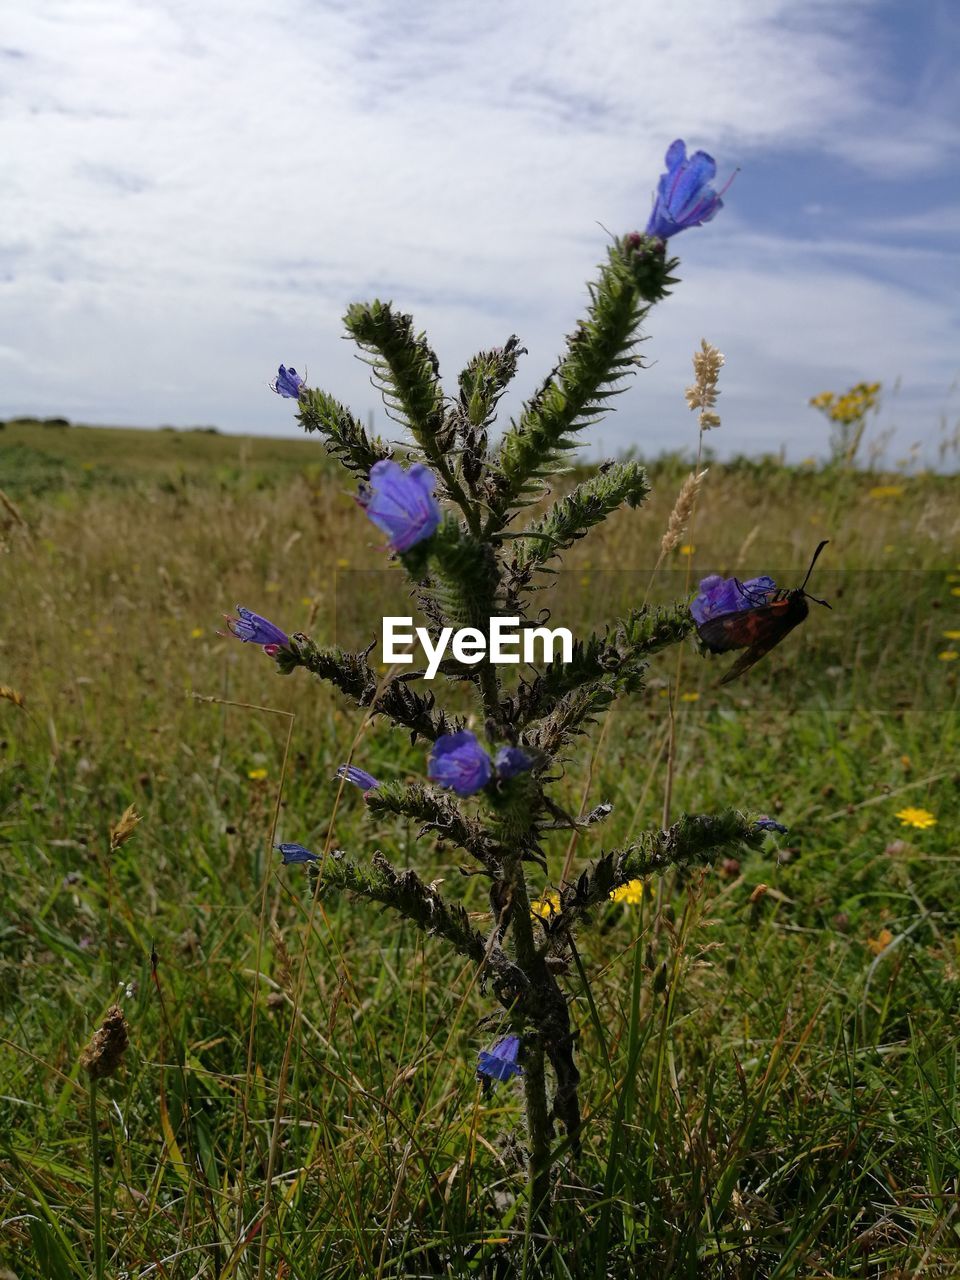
xmin=895 ymin=807 xmax=937 ymax=830
xmin=942 ymin=631 xmax=960 ymax=640
xmin=868 ymin=485 xmax=904 ymax=500
xmin=680 ymin=691 xmax=700 ymax=702
xmin=679 ymin=544 xmax=695 ymax=556
xmin=610 ymin=879 xmax=644 ymax=905
xmin=247 ymin=767 xmax=269 ymax=781
xmin=938 ymin=650 xmax=958 ymax=662
xmin=190 ymin=627 xmax=204 ymax=639
xmin=530 ymin=889 xmax=561 ymax=920
xmin=810 ymin=382 xmax=880 ymax=425
xmin=866 ymin=928 xmax=894 ymax=956
xmin=337 ymin=558 xmax=350 ymax=569
xmin=951 ymin=588 xmax=960 ymax=598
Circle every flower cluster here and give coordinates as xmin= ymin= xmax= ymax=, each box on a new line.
xmin=428 ymin=730 xmax=532 ymax=798
xmin=809 ymin=382 xmax=881 ymax=427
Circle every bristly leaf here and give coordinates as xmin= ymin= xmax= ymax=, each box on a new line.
xmin=457 ymin=337 xmax=525 ymax=434
xmin=318 ymin=849 xmax=530 ymax=1007
xmin=344 ymin=301 xmax=450 ymax=458
xmin=502 ymin=604 xmax=693 ymax=728
xmin=296 ymin=387 xmax=392 ymax=476
xmin=426 ymin=516 xmax=502 ymax=629
xmin=277 ymin=634 xmax=460 ymax=742
xmin=510 ymin=461 xmax=650 ymax=571
xmin=487 ymin=235 xmax=677 ymax=523
xmin=366 ymin=781 xmax=509 ymax=873
xmin=545 ymin=811 xmax=766 ymax=935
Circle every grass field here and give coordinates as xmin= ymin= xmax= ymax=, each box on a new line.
xmin=1 ymin=419 xmax=959 ymax=1277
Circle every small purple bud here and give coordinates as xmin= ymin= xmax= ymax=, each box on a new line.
xmin=494 ymin=746 xmax=532 ymax=780
xmin=427 ymin=730 xmax=493 ymax=797
xmin=224 ymin=605 xmax=290 ymax=656
xmin=476 ymin=1034 xmax=522 ymax=1084
xmin=271 ymin=365 xmax=305 ymax=399
xmin=337 ymin=765 xmax=380 ymax=793
xmin=755 ymin=816 xmax=788 ymax=835
xmin=357 ymin=460 xmax=442 ymax=553
xmin=275 ymin=842 xmax=318 ymax=864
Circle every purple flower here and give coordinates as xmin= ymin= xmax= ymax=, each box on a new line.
xmin=337 ymin=764 xmax=380 ymax=793
xmin=755 ymin=816 xmax=788 ymax=835
xmin=275 ymin=842 xmax=318 ymax=864
xmin=427 ymin=730 xmax=493 ymax=797
xmin=477 ymin=1034 xmax=522 ymax=1084
xmin=646 ymin=139 xmax=730 ymax=241
xmin=494 ymin=746 xmax=532 ymax=780
xmin=271 ymin=365 xmax=305 ymax=399
xmin=690 ymin=575 xmax=777 ymax=626
xmin=358 ymin=460 xmax=442 ymax=553
xmin=224 ymin=605 xmax=290 ymax=656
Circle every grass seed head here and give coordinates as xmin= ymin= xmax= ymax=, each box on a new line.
xmin=660 ymin=468 xmax=708 ymax=556
xmin=685 ymin=338 xmax=724 ymax=430
xmin=80 ymin=1004 xmax=130 ymax=1080
xmin=110 ymin=804 xmax=142 ymax=852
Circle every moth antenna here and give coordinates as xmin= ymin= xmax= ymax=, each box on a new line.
xmin=799 ymin=540 xmax=829 ymax=593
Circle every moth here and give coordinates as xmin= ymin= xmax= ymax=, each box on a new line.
xmin=695 ymin=540 xmax=831 ymax=685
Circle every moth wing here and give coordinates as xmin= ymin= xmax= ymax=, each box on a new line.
xmin=717 ymin=597 xmax=809 ymax=685
xmin=697 ymin=603 xmax=785 ymax=654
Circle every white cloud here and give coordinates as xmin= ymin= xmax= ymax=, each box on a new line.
xmin=1 ymin=0 xmax=957 ymax=465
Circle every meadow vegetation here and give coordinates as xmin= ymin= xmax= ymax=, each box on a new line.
xmin=1 ymin=421 xmax=958 ymax=1277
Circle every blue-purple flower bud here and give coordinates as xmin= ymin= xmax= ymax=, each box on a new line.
xmin=427 ymin=730 xmax=493 ymax=797
xmin=357 ymin=460 xmax=442 ymax=553
xmin=224 ymin=605 xmax=290 ymax=655
xmin=645 ymin=139 xmax=731 ymax=241
xmin=690 ymin=575 xmax=777 ymax=626
xmin=755 ymin=816 xmax=788 ymax=835
xmin=476 ymin=1034 xmax=522 ymax=1084
xmin=275 ymin=842 xmax=318 ymax=864
xmin=271 ymin=365 xmax=305 ymax=399
xmin=337 ymin=765 xmax=380 ymax=793
xmin=494 ymin=746 xmax=533 ymax=780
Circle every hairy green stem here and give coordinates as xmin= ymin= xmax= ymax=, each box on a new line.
xmin=505 ymin=855 xmax=555 ymax=1231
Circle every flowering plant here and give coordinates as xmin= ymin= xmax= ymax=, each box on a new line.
xmin=235 ymin=140 xmax=774 ymax=1235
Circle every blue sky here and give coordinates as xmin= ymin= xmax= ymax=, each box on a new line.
xmin=2 ymin=0 xmax=958 ymax=463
